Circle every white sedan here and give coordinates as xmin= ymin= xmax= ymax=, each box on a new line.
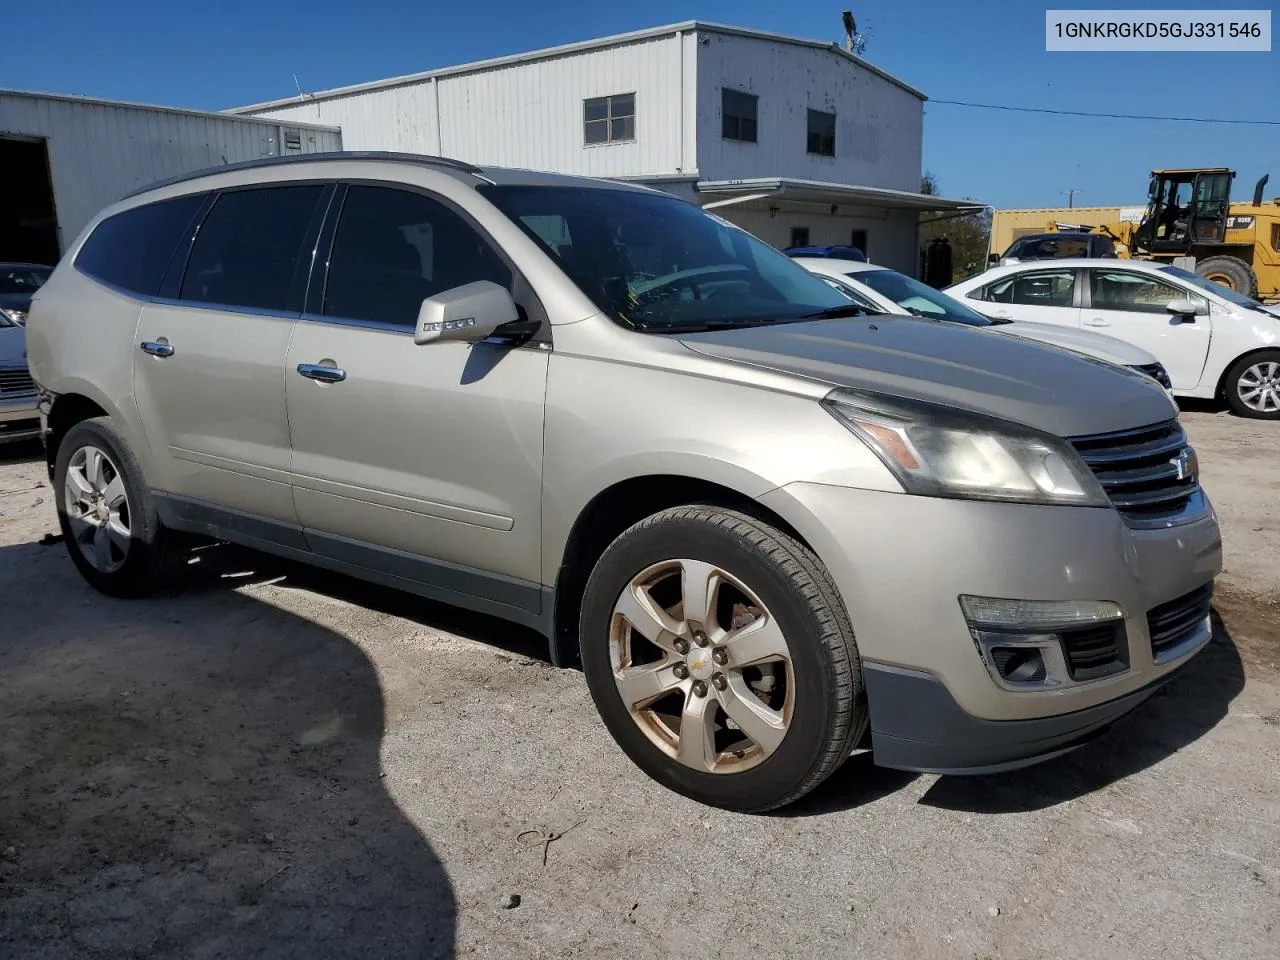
xmin=792 ymin=257 xmax=1173 ymax=393
xmin=946 ymin=258 xmax=1280 ymax=419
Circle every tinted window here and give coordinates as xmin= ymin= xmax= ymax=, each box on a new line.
xmin=806 ymin=109 xmax=836 ymax=156
xmin=1091 ymin=270 xmax=1201 ymax=314
xmin=722 ymin=89 xmax=758 ymax=142
xmin=75 ymin=194 xmax=206 ymax=296
xmin=856 ymin=269 xmax=992 ymax=326
xmin=324 ymin=185 xmax=511 ymax=328
xmin=1160 ymin=264 xmax=1258 ymax=308
xmin=479 ymin=184 xmax=849 ymax=332
xmin=0 ymin=265 xmax=51 ymax=295
xmin=180 ymin=185 xmax=324 ymax=312
xmin=985 ymin=269 xmax=1075 ymax=307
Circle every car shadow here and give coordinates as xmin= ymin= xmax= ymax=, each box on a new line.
xmin=0 ymin=438 xmax=44 ymax=465
xmin=0 ymin=537 xmax=458 ymax=959
xmin=917 ymin=610 xmax=1244 ymax=814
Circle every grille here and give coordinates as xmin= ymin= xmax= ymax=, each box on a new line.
xmin=1147 ymin=582 xmax=1214 ymax=660
xmin=1134 ymin=362 xmax=1172 ymax=390
xmin=1059 ymin=622 xmax=1127 ymax=681
xmin=0 ymin=368 xmax=35 ymax=397
xmin=1069 ymin=420 xmax=1198 ymax=522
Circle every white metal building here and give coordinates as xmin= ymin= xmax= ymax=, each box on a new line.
xmin=0 ymin=91 xmax=342 ymax=264
xmin=232 ymin=22 xmax=978 ymax=274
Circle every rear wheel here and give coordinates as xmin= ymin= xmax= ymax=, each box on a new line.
xmin=55 ymin=417 xmax=188 ymax=596
xmin=1196 ymin=256 xmax=1258 ymax=299
xmin=1224 ymin=350 xmax=1280 ymax=419
xmin=579 ymin=505 xmax=866 ymax=812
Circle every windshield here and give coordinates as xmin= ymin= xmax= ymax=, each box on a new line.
xmin=854 ymin=269 xmax=994 ymax=327
xmin=1159 ymin=265 xmax=1262 ymax=308
xmin=0 ymin=265 xmax=51 ymax=295
xmin=477 ymin=185 xmax=851 ymax=331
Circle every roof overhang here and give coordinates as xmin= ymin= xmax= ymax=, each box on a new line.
xmin=696 ymin=177 xmax=985 ymax=214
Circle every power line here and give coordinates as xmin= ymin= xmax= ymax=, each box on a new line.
xmin=928 ymin=98 xmax=1280 ymax=126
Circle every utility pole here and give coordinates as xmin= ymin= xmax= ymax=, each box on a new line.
xmin=1061 ymin=188 xmax=1082 ymax=208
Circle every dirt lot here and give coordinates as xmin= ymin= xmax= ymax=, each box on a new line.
xmin=1 ymin=408 xmax=1277 ymax=960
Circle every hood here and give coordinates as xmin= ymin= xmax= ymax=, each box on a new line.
xmin=990 ymin=320 xmax=1157 ymax=366
xmin=676 ymin=315 xmax=1176 ymax=438
xmin=0 ymin=324 xmax=28 ymax=367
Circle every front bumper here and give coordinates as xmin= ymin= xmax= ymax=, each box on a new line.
xmin=0 ymin=393 xmax=41 ymax=443
xmin=758 ymin=483 xmax=1222 ymax=770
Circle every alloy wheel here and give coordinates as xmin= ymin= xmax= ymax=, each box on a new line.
xmin=609 ymin=559 xmax=794 ymax=774
xmin=1237 ymin=361 xmax=1280 ymax=413
xmin=63 ymin=445 xmax=131 ymax=573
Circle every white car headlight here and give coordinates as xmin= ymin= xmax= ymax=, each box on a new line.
xmin=822 ymin=389 xmax=1109 ymax=507
xmin=0 ymin=308 xmax=25 ymax=326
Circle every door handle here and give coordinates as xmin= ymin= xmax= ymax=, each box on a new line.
xmin=140 ymin=340 xmax=175 ymax=358
xmin=1084 ymin=318 xmax=1111 ymax=328
xmin=297 ymin=362 xmax=346 ymax=383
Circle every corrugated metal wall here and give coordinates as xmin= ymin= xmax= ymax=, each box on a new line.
xmin=254 ymin=31 xmax=698 ymax=179
xmin=695 ymin=32 xmax=923 ymax=192
xmin=0 ymin=93 xmax=342 ymax=252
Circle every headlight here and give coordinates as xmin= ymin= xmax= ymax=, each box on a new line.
xmin=1129 ymin=362 xmax=1171 ymax=391
xmin=0 ymin=308 xmax=26 ymax=326
xmin=822 ymin=389 xmax=1109 ymax=507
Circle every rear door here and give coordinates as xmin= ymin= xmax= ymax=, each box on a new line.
xmin=133 ymin=183 xmax=331 ymax=523
xmin=283 ymin=183 xmax=550 ymax=608
xmin=977 ymin=267 xmax=1082 ymax=328
xmin=1081 ymin=268 xmax=1212 ymax=389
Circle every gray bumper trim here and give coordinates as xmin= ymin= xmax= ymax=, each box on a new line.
xmin=864 ymin=660 xmax=1193 ymax=775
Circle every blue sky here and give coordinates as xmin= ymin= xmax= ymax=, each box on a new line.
xmin=5 ymin=0 xmax=1278 ymax=208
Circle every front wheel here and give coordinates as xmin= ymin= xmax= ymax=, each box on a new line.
xmin=1224 ymin=351 xmax=1280 ymax=419
xmin=579 ymin=505 xmax=867 ymax=812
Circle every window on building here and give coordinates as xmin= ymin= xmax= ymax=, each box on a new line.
xmin=324 ymin=185 xmax=511 ymax=328
xmin=584 ymin=94 xmax=635 ymax=145
xmin=75 ymin=193 xmax=208 ymax=297
xmin=789 ymin=227 xmax=810 ymax=248
xmin=807 ymin=109 xmax=836 ymax=157
xmin=721 ymin=89 xmax=758 ymax=143
xmin=850 ymin=229 xmax=868 ymax=258
xmin=180 ymin=185 xmax=324 ymax=312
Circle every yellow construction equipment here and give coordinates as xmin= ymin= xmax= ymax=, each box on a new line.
xmin=991 ymin=169 xmax=1280 ymax=302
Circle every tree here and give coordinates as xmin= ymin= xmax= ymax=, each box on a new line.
xmin=918 ymin=172 xmax=991 ymax=281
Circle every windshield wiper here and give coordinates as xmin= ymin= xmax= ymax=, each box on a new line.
xmin=800 ymin=304 xmax=873 ymax=319
xmin=630 ymin=317 xmax=777 ymax=334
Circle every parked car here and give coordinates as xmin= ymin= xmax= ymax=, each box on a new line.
xmin=992 ymin=232 xmax=1117 ymax=265
xmin=0 ymin=262 xmax=51 ymax=327
xmin=794 ymin=257 xmax=1173 ymax=391
xmin=28 ymin=154 xmax=1220 ymax=812
xmin=0 ymin=265 xmax=45 ymax=442
xmin=783 ymin=244 xmax=868 ymax=262
xmin=948 ymin=258 xmax=1280 ymax=418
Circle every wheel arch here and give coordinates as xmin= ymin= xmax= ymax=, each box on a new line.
xmin=1215 ymin=346 xmax=1280 ymax=399
xmin=548 ymin=473 xmax=811 ymax=668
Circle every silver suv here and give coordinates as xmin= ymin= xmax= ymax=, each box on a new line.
xmin=28 ymin=154 xmax=1222 ymax=812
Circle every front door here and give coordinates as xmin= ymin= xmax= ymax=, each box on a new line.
xmin=1190 ymin=172 xmax=1232 ymax=244
xmin=133 ymin=183 xmax=330 ymax=522
xmin=1083 ymin=268 xmax=1212 ymax=389
xmin=284 ymin=184 xmax=549 ymax=612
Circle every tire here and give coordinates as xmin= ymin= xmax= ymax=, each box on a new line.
xmin=1196 ymin=256 xmax=1258 ymax=299
xmin=579 ymin=505 xmax=867 ymax=813
xmin=1223 ymin=350 xmax=1280 ymax=419
xmin=54 ymin=416 xmax=188 ymax=597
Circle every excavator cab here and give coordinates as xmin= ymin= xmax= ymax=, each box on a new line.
xmin=1134 ymin=168 xmax=1234 ymax=253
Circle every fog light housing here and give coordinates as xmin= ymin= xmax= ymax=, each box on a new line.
xmin=960 ymin=596 xmax=1129 ymax=691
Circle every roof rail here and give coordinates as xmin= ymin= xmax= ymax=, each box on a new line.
xmin=123 ymin=151 xmax=483 ymax=199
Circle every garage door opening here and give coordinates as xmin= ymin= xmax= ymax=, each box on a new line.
xmin=0 ymin=136 xmax=59 ymax=264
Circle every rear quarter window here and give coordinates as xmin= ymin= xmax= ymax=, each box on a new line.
xmin=74 ymin=193 xmax=208 ymax=296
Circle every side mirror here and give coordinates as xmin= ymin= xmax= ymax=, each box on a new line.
xmin=1165 ymin=298 xmax=1205 ymax=320
xmin=414 ymin=281 xmax=518 ymax=345
xmin=987 ymin=253 xmax=1000 ymax=265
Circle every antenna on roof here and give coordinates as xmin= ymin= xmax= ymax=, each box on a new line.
xmin=292 ymin=73 xmax=305 ymax=97
xmin=841 ymin=10 xmax=868 ymax=55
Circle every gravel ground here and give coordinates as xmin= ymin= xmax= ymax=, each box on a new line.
xmin=1 ymin=407 xmax=1277 ymax=959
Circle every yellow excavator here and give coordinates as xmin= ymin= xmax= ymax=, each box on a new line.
xmin=1053 ymin=168 xmax=1279 ymax=302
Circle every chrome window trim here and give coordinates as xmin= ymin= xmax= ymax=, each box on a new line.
xmin=148 ymin=295 xmax=300 ymax=322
